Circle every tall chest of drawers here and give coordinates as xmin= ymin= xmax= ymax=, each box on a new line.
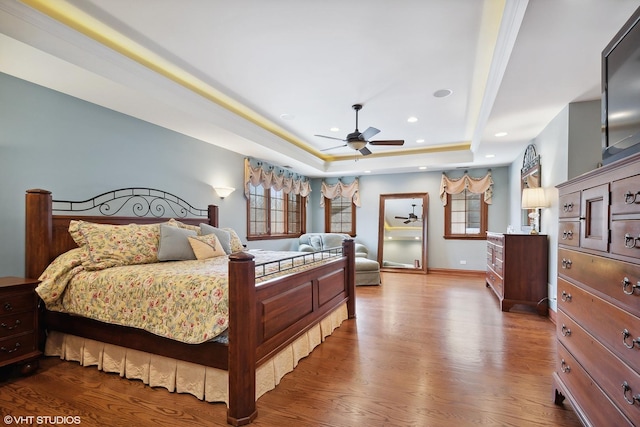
xmin=486 ymin=232 xmax=548 ymax=315
xmin=554 ymin=152 xmax=640 ymax=425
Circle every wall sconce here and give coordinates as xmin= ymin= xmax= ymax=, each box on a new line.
xmin=213 ymin=186 xmax=235 ymax=199
xmin=521 ymin=187 xmax=548 ymax=234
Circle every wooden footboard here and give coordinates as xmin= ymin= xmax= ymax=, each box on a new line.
xmin=24 ymin=189 xmax=355 ymax=426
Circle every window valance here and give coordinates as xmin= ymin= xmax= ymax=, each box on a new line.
xmin=243 ymin=158 xmax=311 ymax=199
xmin=320 ymin=178 xmax=361 ymax=207
xmin=439 ymin=171 xmax=493 ymax=206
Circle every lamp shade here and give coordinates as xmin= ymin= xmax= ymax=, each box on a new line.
xmin=522 ymin=187 xmax=547 ymax=209
xmin=213 ymin=186 xmax=235 ymax=199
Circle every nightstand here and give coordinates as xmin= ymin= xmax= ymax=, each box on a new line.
xmin=0 ymin=277 xmax=41 ymax=374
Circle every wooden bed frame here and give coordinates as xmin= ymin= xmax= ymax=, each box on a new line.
xmin=24 ymin=188 xmax=356 ymax=426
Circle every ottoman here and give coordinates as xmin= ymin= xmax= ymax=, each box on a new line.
xmin=355 ymin=257 xmax=381 ymax=286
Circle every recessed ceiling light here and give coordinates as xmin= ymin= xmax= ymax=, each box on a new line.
xmin=279 ymin=113 xmax=295 ymax=120
xmin=407 ymin=116 xmax=418 ymax=123
xmin=494 ymin=132 xmax=508 ymax=137
xmin=433 ymin=89 xmax=453 ymax=98
xmin=416 ymin=139 xmax=425 ymax=143
xmin=330 ymin=127 xmax=340 ymax=132
xmin=364 ymin=170 xmax=371 ymax=174
xmin=485 ymin=154 xmax=495 ymax=158
xmin=418 ymin=166 xmax=427 ymax=170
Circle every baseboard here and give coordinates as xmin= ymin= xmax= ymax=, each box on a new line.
xmin=427 ymin=268 xmax=485 ymax=278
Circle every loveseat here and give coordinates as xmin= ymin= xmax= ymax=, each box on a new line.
xmin=298 ymin=233 xmax=381 ymax=286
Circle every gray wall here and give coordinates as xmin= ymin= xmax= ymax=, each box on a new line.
xmin=507 ymin=100 xmax=601 ymax=312
xmin=1 ymin=72 xmax=510 ymax=277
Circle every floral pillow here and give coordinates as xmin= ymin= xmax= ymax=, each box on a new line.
xmin=223 ymin=227 xmax=245 ymax=253
xmin=167 ymin=218 xmax=201 ymax=234
xmin=68 ymin=220 xmax=161 ymax=270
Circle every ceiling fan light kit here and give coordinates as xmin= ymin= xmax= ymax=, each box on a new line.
xmin=316 ymin=104 xmax=405 ymax=157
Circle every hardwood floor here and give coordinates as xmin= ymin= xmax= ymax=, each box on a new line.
xmin=0 ymin=272 xmax=581 ymax=426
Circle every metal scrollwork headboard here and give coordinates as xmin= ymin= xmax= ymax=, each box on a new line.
xmin=52 ymin=187 xmax=209 ymax=218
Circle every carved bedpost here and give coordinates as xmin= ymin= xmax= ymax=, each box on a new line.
xmin=25 ymin=189 xmax=53 ymax=280
xmin=207 ymin=205 xmax=219 ymax=227
xmin=343 ymin=239 xmax=356 ymax=319
xmin=227 ymin=251 xmax=257 ymax=426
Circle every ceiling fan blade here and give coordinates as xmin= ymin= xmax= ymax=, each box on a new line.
xmin=361 ymin=126 xmax=380 ymax=141
xmin=404 ymin=219 xmax=411 ymax=224
xmin=359 ymin=146 xmax=372 ymax=156
xmin=321 ymin=144 xmax=347 ymax=152
xmin=369 ymin=139 xmax=405 ymax=146
xmin=314 ymin=134 xmax=346 ymax=142
xmin=395 ymin=216 xmax=409 ymax=219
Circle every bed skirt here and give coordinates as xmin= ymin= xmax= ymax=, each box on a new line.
xmin=44 ymin=302 xmax=348 ymax=404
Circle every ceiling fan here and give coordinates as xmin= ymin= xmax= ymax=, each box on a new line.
xmin=315 ymin=104 xmax=404 ymax=156
xmin=395 ymin=204 xmax=420 ymax=224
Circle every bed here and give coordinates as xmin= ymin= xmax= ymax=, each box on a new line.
xmin=24 ymin=188 xmax=356 ymax=426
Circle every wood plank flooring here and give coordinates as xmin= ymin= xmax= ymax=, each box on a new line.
xmin=0 ymin=272 xmax=581 ymax=426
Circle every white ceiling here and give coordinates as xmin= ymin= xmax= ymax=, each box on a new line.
xmin=1 ymin=0 xmax=639 ymax=177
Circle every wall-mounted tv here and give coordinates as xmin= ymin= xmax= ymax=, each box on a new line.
xmin=602 ymin=6 xmax=640 ymax=165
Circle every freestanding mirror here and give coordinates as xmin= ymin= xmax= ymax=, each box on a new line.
xmin=377 ymin=193 xmax=428 ymax=274
xmin=521 ymin=144 xmax=541 ymax=232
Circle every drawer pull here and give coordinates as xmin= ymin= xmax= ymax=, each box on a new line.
xmin=561 ymin=230 xmax=573 ymax=240
xmin=561 ymin=258 xmax=572 ymax=269
xmin=561 ymin=324 xmax=571 ymax=337
xmin=622 ymin=381 xmax=640 ymax=405
xmin=0 ymin=342 xmax=21 ymax=354
xmin=560 ymin=359 xmax=571 ymax=373
xmin=624 ymin=233 xmax=640 ymax=249
xmin=560 ymin=291 xmax=572 ymax=302
xmin=0 ymin=319 xmax=20 ymax=330
xmin=622 ymin=277 xmax=640 ymax=295
xmin=3 ymin=302 xmax=12 ymax=311
xmin=562 ymin=202 xmax=574 ymax=212
xmin=624 ymin=190 xmax=640 ymax=205
xmin=622 ymin=329 xmax=640 ymax=349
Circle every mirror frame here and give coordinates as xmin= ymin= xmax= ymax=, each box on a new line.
xmin=377 ymin=192 xmax=428 ymax=274
xmin=521 ymin=144 xmax=541 ymax=232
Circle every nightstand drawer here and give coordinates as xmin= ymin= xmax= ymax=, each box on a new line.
xmin=0 ymin=291 xmax=36 ymax=315
xmin=0 ymin=333 xmax=37 ymax=364
xmin=0 ymin=311 xmax=35 ymax=339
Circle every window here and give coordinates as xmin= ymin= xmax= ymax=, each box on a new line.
xmin=444 ymin=189 xmax=488 ymax=239
xmin=324 ymin=196 xmax=355 ymax=236
xmin=247 ymin=184 xmax=305 ymax=239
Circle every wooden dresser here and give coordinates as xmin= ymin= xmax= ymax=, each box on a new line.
xmin=0 ymin=276 xmax=41 ymax=374
xmin=554 ymin=152 xmax=640 ymax=425
xmin=486 ymin=232 xmax=549 ymax=315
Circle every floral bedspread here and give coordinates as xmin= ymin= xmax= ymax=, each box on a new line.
xmin=36 ymin=249 xmax=341 ymax=344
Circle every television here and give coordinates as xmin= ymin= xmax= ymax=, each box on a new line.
xmin=602 ymin=6 xmax=640 ymax=165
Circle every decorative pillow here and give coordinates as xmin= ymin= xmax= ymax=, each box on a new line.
xmin=200 ymin=223 xmax=232 ymax=254
xmin=167 ymin=218 xmax=201 ymax=234
xmin=68 ymin=220 xmax=161 ymax=270
xmin=223 ymin=227 xmax=244 ymax=253
xmin=157 ymin=224 xmax=197 ymax=261
xmin=188 ymin=234 xmax=227 ymax=260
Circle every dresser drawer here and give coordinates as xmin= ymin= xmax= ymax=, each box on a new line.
xmin=487 ymin=233 xmax=504 ymax=246
xmin=612 ymin=174 xmax=640 ymax=215
xmin=556 ymin=343 xmax=633 ymax=426
xmin=612 ymin=220 xmax=640 ymax=261
xmin=557 ymin=311 xmax=640 ymax=422
xmin=0 ymin=311 xmax=35 ymax=340
xmin=0 ymin=333 xmax=37 ymax=364
xmin=558 ymin=221 xmax=580 ymax=247
xmin=486 ymin=268 xmax=503 ymax=294
xmin=559 ymin=191 xmax=580 ymax=219
xmin=558 ymin=248 xmax=640 ymax=317
xmin=0 ymin=290 xmax=36 ymax=315
xmin=558 ymin=300 xmax=640 ymax=378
